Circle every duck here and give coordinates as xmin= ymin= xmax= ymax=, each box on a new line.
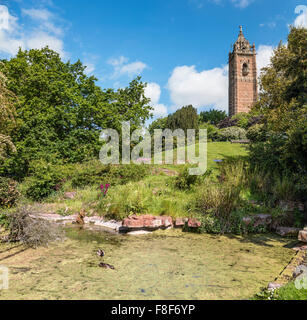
xmin=97 ymin=249 xmax=105 ymax=258
xmin=99 ymin=262 xmax=115 ymax=270
xmin=96 ymin=249 xmax=115 ymax=270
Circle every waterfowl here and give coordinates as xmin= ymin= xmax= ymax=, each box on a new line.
xmin=97 ymin=249 xmax=105 ymax=258
xmin=99 ymin=262 xmax=115 ymax=270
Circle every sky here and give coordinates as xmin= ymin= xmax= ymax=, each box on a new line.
xmin=0 ymin=0 xmax=306 ymax=121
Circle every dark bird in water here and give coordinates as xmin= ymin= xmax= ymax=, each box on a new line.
xmin=99 ymin=262 xmax=115 ymax=270
xmin=97 ymin=249 xmax=105 ymax=258
xmin=96 ymin=249 xmax=115 ymax=270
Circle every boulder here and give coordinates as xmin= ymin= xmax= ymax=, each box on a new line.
xmin=64 ymin=192 xmax=77 ymax=200
xmin=187 ymin=218 xmax=202 ymax=228
xmin=253 ymin=214 xmax=272 ymax=228
xmin=276 ymin=227 xmax=300 ymax=237
xmin=278 ymin=200 xmax=304 ymax=212
xmin=174 ymin=218 xmax=188 ymax=228
xmin=122 ymin=215 xmax=173 ymax=230
xmin=242 ymin=217 xmax=252 ymax=226
xmin=298 ymin=229 xmax=307 ymax=243
xmin=268 ymin=282 xmax=283 ymax=291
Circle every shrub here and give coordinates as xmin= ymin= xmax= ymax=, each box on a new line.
xmin=231 ymin=113 xmax=251 ymax=129
xmin=246 ymin=124 xmax=267 ymax=142
xmin=218 ymin=159 xmax=247 ymax=188
xmin=97 ymin=182 xmax=152 ymax=220
xmin=199 ymin=123 xmax=220 ymax=141
xmin=217 ymin=116 xmax=238 ymax=129
xmin=71 ymin=161 xmax=149 ymax=188
xmin=23 ymin=160 xmax=66 ymax=201
xmin=5 ymin=206 xmax=64 ymax=248
xmin=0 ymin=177 xmax=20 ymax=208
xmin=174 ymin=166 xmax=200 ymax=190
xmin=194 ymin=183 xmax=241 ymax=226
xmin=218 ymin=126 xmax=247 ymax=141
xmin=199 ymin=109 xmax=227 ymax=125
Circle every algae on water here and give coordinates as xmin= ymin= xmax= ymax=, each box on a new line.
xmin=0 ymin=228 xmax=296 ymax=300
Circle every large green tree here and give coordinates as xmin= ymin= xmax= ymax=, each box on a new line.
xmin=1 ymin=47 xmax=152 ymax=178
xmin=166 ymin=105 xmax=199 ymax=133
xmin=249 ymin=26 xmax=307 ymax=176
xmin=0 ymin=68 xmax=16 ymax=160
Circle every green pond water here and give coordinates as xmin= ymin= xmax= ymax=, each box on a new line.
xmin=0 ymin=228 xmax=296 ymax=300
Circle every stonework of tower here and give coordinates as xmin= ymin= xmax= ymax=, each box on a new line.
xmin=228 ymin=26 xmax=258 ymax=117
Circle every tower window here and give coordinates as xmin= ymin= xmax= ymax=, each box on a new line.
xmin=242 ymin=63 xmax=249 ymax=76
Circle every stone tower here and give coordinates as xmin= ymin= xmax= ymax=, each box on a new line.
xmin=228 ymin=26 xmax=258 ymax=117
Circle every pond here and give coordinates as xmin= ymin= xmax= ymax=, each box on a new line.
xmin=0 ymin=228 xmax=296 ymax=300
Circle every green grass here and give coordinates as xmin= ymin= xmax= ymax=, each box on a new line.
xmin=16 ymin=142 xmax=248 ymax=220
xmin=276 ymin=281 xmax=307 ymax=300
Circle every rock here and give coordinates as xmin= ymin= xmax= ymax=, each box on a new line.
xmin=187 ymin=218 xmax=201 ymax=228
xmin=64 ymin=192 xmax=77 ymax=199
xmin=293 ymin=265 xmax=307 ymax=278
xmin=126 ymin=230 xmax=152 ymax=236
xmin=253 ymin=214 xmax=272 ymax=228
xmin=276 ymin=227 xmax=300 ymax=237
xmin=242 ymin=217 xmax=252 ymax=226
xmin=122 ymin=215 xmax=173 ymax=231
xmin=292 ymin=244 xmax=307 ymax=251
xmin=298 ymin=229 xmax=307 ymax=243
xmin=268 ymin=282 xmax=283 ymax=291
xmin=278 ymin=200 xmax=304 ymax=212
xmin=174 ymin=218 xmax=188 ymax=228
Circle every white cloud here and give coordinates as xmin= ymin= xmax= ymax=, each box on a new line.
xmin=231 ymin=0 xmax=254 ymax=9
xmin=257 ymin=45 xmax=274 ymax=76
xmin=167 ymin=65 xmax=228 ymax=112
xmin=144 ymin=82 xmax=168 ymax=117
xmin=22 ymin=8 xmax=52 ymax=21
xmin=294 ymin=5 xmax=307 ymax=28
xmin=0 ymin=5 xmax=65 ymax=57
xmin=26 ymin=31 xmax=64 ymax=56
xmin=108 ymin=55 xmax=147 ymax=78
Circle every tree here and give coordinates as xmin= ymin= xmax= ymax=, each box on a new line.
xmin=249 ymin=27 xmax=307 ymax=176
xmin=166 ymin=105 xmax=198 ymax=133
xmin=199 ymin=109 xmax=227 ymax=125
xmin=0 ymin=69 xmax=16 ymax=160
xmin=1 ymin=47 xmax=152 ymax=178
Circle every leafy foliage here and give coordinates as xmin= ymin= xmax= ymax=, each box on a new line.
xmin=0 ymin=47 xmax=152 ymax=179
xmin=199 ymin=109 xmax=227 ymax=125
xmin=23 ymin=160 xmax=66 ymax=201
xmin=0 ymin=177 xmax=20 ymax=208
xmin=249 ymin=27 xmax=307 ymax=181
xmin=218 ymin=126 xmax=247 ymax=141
xmin=246 ymin=124 xmax=267 ymax=142
xmin=0 ymin=69 xmax=17 ymax=160
xmin=166 ymin=105 xmax=199 ymax=133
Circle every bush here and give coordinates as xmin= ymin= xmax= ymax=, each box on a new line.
xmin=218 ymin=126 xmax=247 ymax=141
xmin=71 ymin=161 xmax=149 ymax=188
xmin=199 ymin=123 xmax=220 ymax=141
xmin=231 ymin=113 xmax=251 ymax=129
xmin=199 ymin=109 xmax=227 ymax=125
xmin=246 ymin=124 xmax=267 ymax=142
xmin=0 ymin=177 xmax=20 ymax=208
xmin=217 ymin=116 xmax=238 ymax=129
xmin=194 ymin=183 xmax=241 ymax=223
xmin=174 ymin=166 xmax=200 ymax=190
xmin=5 ymin=206 xmax=64 ymax=247
xmin=23 ymin=160 xmax=66 ymax=201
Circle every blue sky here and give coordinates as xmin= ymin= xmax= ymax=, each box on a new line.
xmin=0 ymin=0 xmax=306 ymax=120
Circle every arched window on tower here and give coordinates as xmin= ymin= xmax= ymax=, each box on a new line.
xmin=242 ymin=63 xmax=249 ymax=76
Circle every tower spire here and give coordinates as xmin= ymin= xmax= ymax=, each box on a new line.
xmin=239 ymin=25 xmax=243 ymax=34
